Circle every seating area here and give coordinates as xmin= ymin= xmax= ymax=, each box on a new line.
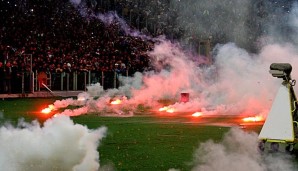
xmin=0 ymin=0 xmax=160 ymax=94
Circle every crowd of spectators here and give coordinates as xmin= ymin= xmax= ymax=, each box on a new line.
xmin=0 ymin=0 xmax=161 ymax=93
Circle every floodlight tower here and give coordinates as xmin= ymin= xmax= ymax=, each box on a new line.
xmin=258 ymin=63 xmax=298 ymax=153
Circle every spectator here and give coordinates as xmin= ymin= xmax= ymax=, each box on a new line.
xmin=0 ymin=62 xmax=4 ymax=93
xmin=3 ymin=62 xmax=12 ymax=94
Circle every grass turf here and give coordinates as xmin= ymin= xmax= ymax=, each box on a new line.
xmin=0 ymin=98 xmax=245 ymax=170
xmin=74 ymin=115 xmax=229 ymax=170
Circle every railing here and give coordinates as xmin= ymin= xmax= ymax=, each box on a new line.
xmin=0 ymin=70 xmax=128 ymax=94
xmin=36 ymin=70 xmax=128 ymax=92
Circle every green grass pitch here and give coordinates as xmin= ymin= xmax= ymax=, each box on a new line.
xmin=0 ymin=98 xmax=248 ymax=170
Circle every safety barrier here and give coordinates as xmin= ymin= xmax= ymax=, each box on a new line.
xmin=0 ymin=70 xmax=128 ymax=94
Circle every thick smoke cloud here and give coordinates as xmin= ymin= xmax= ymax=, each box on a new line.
xmin=55 ymin=0 xmax=298 ymax=118
xmin=0 ymin=115 xmax=107 ymax=171
xmin=49 ymin=39 xmax=298 ymax=117
xmin=191 ymin=128 xmax=297 ymax=171
xmin=129 ymin=40 xmax=203 ymax=105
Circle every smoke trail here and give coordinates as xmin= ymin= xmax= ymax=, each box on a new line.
xmin=0 ymin=115 xmax=107 ymax=171
xmin=191 ymin=128 xmax=297 ymax=171
xmin=69 ymin=0 xmax=81 ymax=6
xmin=70 ymin=0 xmax=151 ymax=39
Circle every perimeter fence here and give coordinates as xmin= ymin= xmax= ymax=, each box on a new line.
xmin=0 ymin=70 xmax=127 ymax=94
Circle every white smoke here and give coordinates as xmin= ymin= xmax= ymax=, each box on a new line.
xmin=0 ymin=115 xmax=107 ymax=171
xmin=191 ymin=128 xmax=296 ymax=171
xmin=58 ymin=106 xmax=89 ymax=116
xmin=86 ymin=83 xmax=105 ymax=97
xmin=129 ymin=40 xmax=203 ymax=105
xmin=124 ymin=40 xmax=293 ymax=116
xmin=49 ymin=39 xmax=298 ymax=117
xmin=54 ymin=1 xmax=298 ymax=119
xmin=70 ymin=1 xmax=151 ymax=39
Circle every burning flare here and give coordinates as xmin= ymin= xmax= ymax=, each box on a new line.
xmin=242 ymin=116 xmax=264 ymax=122
xmin=41 ymin=105 xmax=55 ymax=114
xmin=192 ymin=112 xmax=203 ymax=117
xmin=110 ymin=99 xmax=122 ymax=105
xmin=159 ymin=106 xmax=175 ymax=113
xmin=41 ymin=108 xmax=51 ymax=114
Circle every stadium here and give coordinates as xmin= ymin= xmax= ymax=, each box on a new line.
xmin=1 ymin=0 xmax=298 ymax=170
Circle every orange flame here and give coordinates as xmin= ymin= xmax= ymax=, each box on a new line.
xmin=41 ymin=105 xmax=55 ymax=114
xmin=242 ymin=116 xmax=264 ymax=122
xmin=159 ymin=106 xmax=175 ymax=113
xmin=41 ymin=108 xmax=52 ymax=114
xmin=166 ymin=108 xmax=175 ymax=113
xmin=192 ymin=112 xmax=203 ymax=117
xmin=48 ymin=104 xmax=55 ymax=110
xmin=158 ymin=107 xmax=167 ymax=112
xmin=111 ymin=99 xmax=122 ymax=105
